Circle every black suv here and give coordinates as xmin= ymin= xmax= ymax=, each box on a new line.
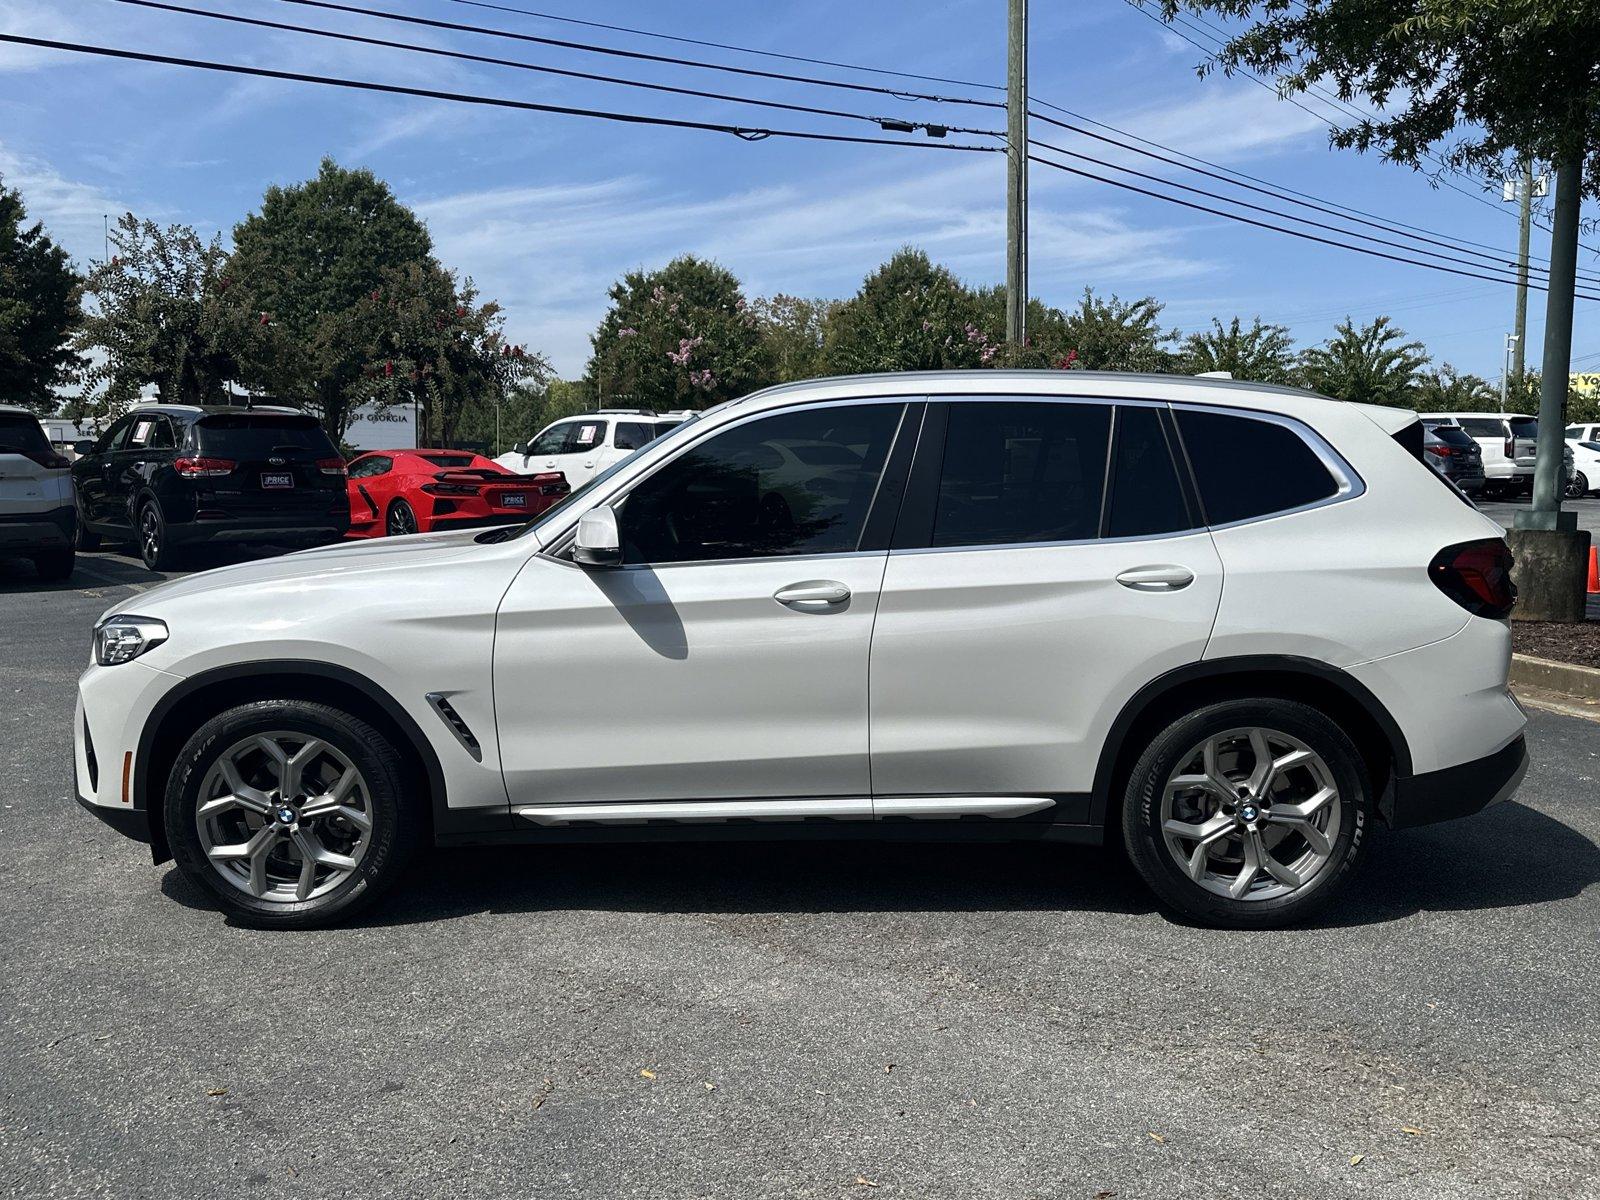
xmin=72 ymin=406 xmax=349 ymax=569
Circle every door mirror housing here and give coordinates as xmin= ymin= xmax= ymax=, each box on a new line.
xmin=573 ymin=505 xmax=622 ymax=567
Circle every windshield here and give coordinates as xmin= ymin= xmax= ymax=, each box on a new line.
xmin=507 ymin=412 xmax=703 ymax=539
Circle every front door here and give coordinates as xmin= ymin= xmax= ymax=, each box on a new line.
xmin=493 ymin=401 xmax=910 ymax=811
xmin=868 ymin=399 xmax=1224 ymax=816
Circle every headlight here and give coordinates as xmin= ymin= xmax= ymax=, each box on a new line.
xmin=94 ymin=615 xmax=169 ymax=666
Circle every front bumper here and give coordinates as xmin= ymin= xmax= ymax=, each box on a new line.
xmin=1384 ymin=734 xmax=1528 ymax=829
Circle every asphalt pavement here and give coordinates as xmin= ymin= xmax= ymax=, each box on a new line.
xmin=0 ymin=547 xmax=1597 ymax=1200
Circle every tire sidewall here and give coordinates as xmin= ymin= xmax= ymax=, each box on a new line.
xmin=164 ymin=701 xmax=416 ymax=927
xmin=1122 ymin=699 xmax=1370 ymax=928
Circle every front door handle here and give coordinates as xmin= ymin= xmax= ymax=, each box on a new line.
xmin=1116 ymin=565 xmax=1195 ymax=591
xmin=774 ymin=580 xmax=851 ymax=609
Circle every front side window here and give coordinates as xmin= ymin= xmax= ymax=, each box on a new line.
xmin=1176 ymin=409 xmax=1340 ymax=526
xmin=1107 ymin=405 xmax=1190 ymax=538
xmin=617 ymin=404 xmax=902 ymax=564
xmin=348 ymin=455 xmax=391 ymax=479
xmin=933 ymin=401 xmax=1111 ymax=547
xmin=528 ymin=422 xmax=578 ymax=456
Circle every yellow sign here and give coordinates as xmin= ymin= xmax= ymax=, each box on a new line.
xmin=1573 ymin=373 xmax=1600 ymax=398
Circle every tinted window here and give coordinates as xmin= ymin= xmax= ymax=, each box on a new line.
xmin=613 ymin=422 xmax=659 ymax=451
xmin=98 ymin=416 xmax=134 ymax=453
xmin=1567 ymin=426 xmax=1582 ymax=439
xmin=348 ymin=455 xmax=391 ymax=479
xmin=934 ymin=401 xmax=1110 ymax=547
xmin=194 ymin=415 xmax=336 ymax=458
xmin=420 ymin=453 xmax=474 ymax=468
xmin=528 ymin=422 xmax=577 ymax=455
xmin=569 ymin=421 xmax=606 ymax=451
xmin=1107 ymin=406 xmax=1190 ymax=538
xmin=1432 ymin=425 xmax=1477 ymax=448
xmin=0 ymin=413 xmax=52 ymax=457
xmin=619 ymin=404 xmax=901 ymax=564
xmin=1457 ymin=418 xmax=1504 ymax=438
xmin=1176 ymin=409 xmax=1339 ymax=525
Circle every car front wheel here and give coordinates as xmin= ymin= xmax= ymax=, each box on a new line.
xmin=164 ymin=700 xmax=423 ymax=928
xmin=1121 ymin=699 xmax=1370 ymax=929
xmin=1568 ymin=471 xmax=1588 ymax=499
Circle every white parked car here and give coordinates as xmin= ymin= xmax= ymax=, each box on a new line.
xmin=1567 ymin=438 xmax=1600 ymax=497
xmin=1565 ymin=422 xmax=1600 ymax=444
xmin=75 ymin=372 xmax=1527 ymax=930
xmin=494 ymin=409 xmax=689 ymax=488
xmin=0 ymin=405 xmax=76 ymax=579
xmin=1423 ymin=412 xmax=1573 ymax=497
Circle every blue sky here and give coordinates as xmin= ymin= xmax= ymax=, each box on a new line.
xmin=2 ymin=0 xmax=1593 ymax=381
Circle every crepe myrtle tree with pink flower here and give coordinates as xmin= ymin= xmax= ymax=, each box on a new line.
xmin=588 ymin=256 xmax=774 ymax=409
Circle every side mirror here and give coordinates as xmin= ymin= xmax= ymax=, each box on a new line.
xmin=573 ymin=505 xmax=622 ymax=567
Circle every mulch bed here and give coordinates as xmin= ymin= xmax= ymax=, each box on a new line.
xmin=1513 ymin=619 xmax=1600 ymax=669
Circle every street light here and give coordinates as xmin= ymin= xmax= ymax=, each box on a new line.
xmin=1500 ymin=332 xmax=1519 ymax=413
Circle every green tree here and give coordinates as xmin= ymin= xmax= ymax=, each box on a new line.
xmin=1159 ymin=1 xmax=1600 ymax=193
xmin=822 ymin=248 xmax=989 ymax=373
xmin=1413 ymin=364 xmax=1495 ymax=412
xmin=589 ymin=256 xmax=772 ymax=409
xmin=1057 ymin=288 xmax=1178 ymax=372
xmin=353 ymin=261 xmax=546 ymax=447
xmin=226 ymin=159 xmax=434 ymax=438
xmin=753 ymin=294 xmax=839 ymax=382
xmin=1180 ymin=316 xmax=1297 ymax=384
xmin=73 ymin=214 xmax=254 ymax=416
xmin=1299 ymin=316 xmax=1428 ymax=406
xmin=0 ymin=177 xmax=80 ymax=413
xmin=971 ymin=287 xmax=1079 ymax=368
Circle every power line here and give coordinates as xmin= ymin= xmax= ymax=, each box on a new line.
xmin=445 ymin=0 xmax=1005 ymax=94
xmin=1027 ymin=110 xmax=1600 ymax=284
xmin=1027 ymin=134 xmax=1573 ymax=288
xmin=0 ymin=33 xmax=1005 ymax=153
xmin=1027 ymin=150 xmax=1600 ymax=301
xmin=270 ymin=0 xmax=1001 ymax=109
xmin=110 ymin=0 xmax=995 ymax=136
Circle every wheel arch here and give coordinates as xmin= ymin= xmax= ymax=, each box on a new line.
xmin=136 ymin=660 xmax=448 ymax=864
xmin=1090 ymin=656 xmax=1412 ymax=833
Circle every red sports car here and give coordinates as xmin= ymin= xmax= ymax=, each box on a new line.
xmin=345 ymin=449 xmax=569 ymax=538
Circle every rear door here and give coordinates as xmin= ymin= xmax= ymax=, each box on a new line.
xmin=868 ymin=398 xmax=1223 ymax=821
xmin=191 ymin=413 xmax=342 ymax=520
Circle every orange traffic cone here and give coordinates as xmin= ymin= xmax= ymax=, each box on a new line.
xmin=1588 ymin=545 xmax=1600 ymax=595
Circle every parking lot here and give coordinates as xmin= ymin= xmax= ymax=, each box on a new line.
xmin=2 ymin=541 xmax=1598 ymax=1199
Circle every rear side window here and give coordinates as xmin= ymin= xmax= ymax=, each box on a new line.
xmin=0 ymin=413 xmax=52 ymax=458
xmin=1457 ymin=418 xmax=1504 ymax=438
xmin=934 ymin=401 xmax=1111 ymax=547
xmin=613 ymin=422 xmax=659 ymax=451
xmin=1107 ymin=406 xmax=1190 ymax=538
xmin=569 ymin=421 xmax=606 ymax=451
xmin=194 ymin=414 xmax=336 ymax=458
xmin=1176 ymin=409 xmax=1339 ymax=525
xmin=420 ymin=453 xmax=474 ymax=468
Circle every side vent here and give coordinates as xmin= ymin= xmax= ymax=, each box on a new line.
xmin=83 ymin=715 xmax=99 ymax=792
xmin=426 ymin=693 xmax=483 ymax=762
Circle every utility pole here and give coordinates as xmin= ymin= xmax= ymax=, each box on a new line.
xmin=1512 ymin=159 xmax=1534 ymax=381
xmin=1005 ymin=0 xmax=1028 ymax=349
xmin=1508 ymin=148 xmax=1590 ymax=622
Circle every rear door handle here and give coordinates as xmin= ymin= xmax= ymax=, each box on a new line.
xmin=774 ymin=580 xmax=851 ymax=609
xmin=1116 ymin=565 xmax=1195 ymax=591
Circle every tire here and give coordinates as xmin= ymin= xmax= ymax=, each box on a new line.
xmin=1567 ymin=472 xmax=1588 ymax=500
xmin=164 ymin=700 xmax=423 ymax=928
xmin=136 ymin=499 xmax=182 ymax=571
xmin=386 ymin=498 xmax=418 ymax=537
xmin=32 ymin=546 xmax=74 ymax=581
xmin=1120 ymin=698 xmax=1371 ymax=929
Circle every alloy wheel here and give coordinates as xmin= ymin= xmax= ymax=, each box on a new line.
xmin=387 ymin=501 xmax=417 ymax=536
xmin=194 ymin=732 xmax=374 ymax=903
xmin=140 ymin=505 xmax=161 ymax=565
xmin=1159 ymin=727 xmax=1341 ymax=901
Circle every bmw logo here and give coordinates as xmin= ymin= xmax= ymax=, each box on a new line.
xmin=274 ymin=805 xmax=297 ymax=826
xmin=1239 ymin=804 xmax=1260 ymax=823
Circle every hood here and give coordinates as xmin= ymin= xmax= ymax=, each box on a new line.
xmin=109 ymin=528 xmax=511 ymax=618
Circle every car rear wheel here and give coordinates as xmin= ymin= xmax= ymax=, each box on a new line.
xmin=32 ymin=546 xmax=74 ymax=581
xmin=164 ymin=700 xmax=423 ymax=928
xmin=386 ymin=498 xmax=418 ymax=537
xmin=137 ymin=499 xmax=183 ymax=571
xmin=1121 ymin=699 xmax=1370 ymax=929
xmin=1567 ymin=471 xmax=1588 ymax=499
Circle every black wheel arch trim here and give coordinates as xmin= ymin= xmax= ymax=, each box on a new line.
xmin=1090 ymin=654 xmax=1412 ymax=827
xmin=135 ymin=660 xmax=508 ymax=849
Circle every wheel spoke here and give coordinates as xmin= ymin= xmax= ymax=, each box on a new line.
xmin=1229 ymin=831 xmax=1262 ymax=898
xmin=207 ymin=823 xmax=277 ymax=863
xmin=1258 ymin=835 xmax=1303 ymax=888
xmin=1164 ymin=814 xmax=1233 ymax=881
xmin=291 ymin=829 xmax=356 ymax=873
xmin=1246 ymin=728 xmax=1275 ymax=793
xmin=294 ymin=843 xmax=318 ymax=902
xmin=1265 ymin=811 xmax=1332 ymax=856
xmin=218 ymin=759 xmax=272 ymax=814
xmin=1201 ymin=737 xmax=1237 ymax=799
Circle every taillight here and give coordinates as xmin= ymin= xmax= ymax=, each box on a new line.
xmin=1429 ymin=538 xmax=1516 ymax=619
xmin=1504 ymin=437 xmax=1516 ymax=457
xmin=422 ymin=482 xmax=480 ymax=496
xmin=317 ymin=457 xmax=348 ymax=477
xmin=172 ymin=456 xmax=235 ymax=478
xmin=1425 ymin=444 xmax=1452 ymax=458
xmin=23 ymin=449 xmax=71 ymax=470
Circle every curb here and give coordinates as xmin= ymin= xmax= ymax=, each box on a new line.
xmin=1510 ymin=653 xmax=1600 ymax=702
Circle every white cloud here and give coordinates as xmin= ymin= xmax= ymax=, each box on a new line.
xmin=0 ymin=141 xmax=135 ymax=265
xmin=416 ymin=152 xmax=1214 ymax=376
xmin=1107 ymin=83 xmax=1330 ymax=162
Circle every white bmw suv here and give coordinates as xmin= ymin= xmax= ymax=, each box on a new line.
xmin=75 ymin=372 xmax=1527 ymax=929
